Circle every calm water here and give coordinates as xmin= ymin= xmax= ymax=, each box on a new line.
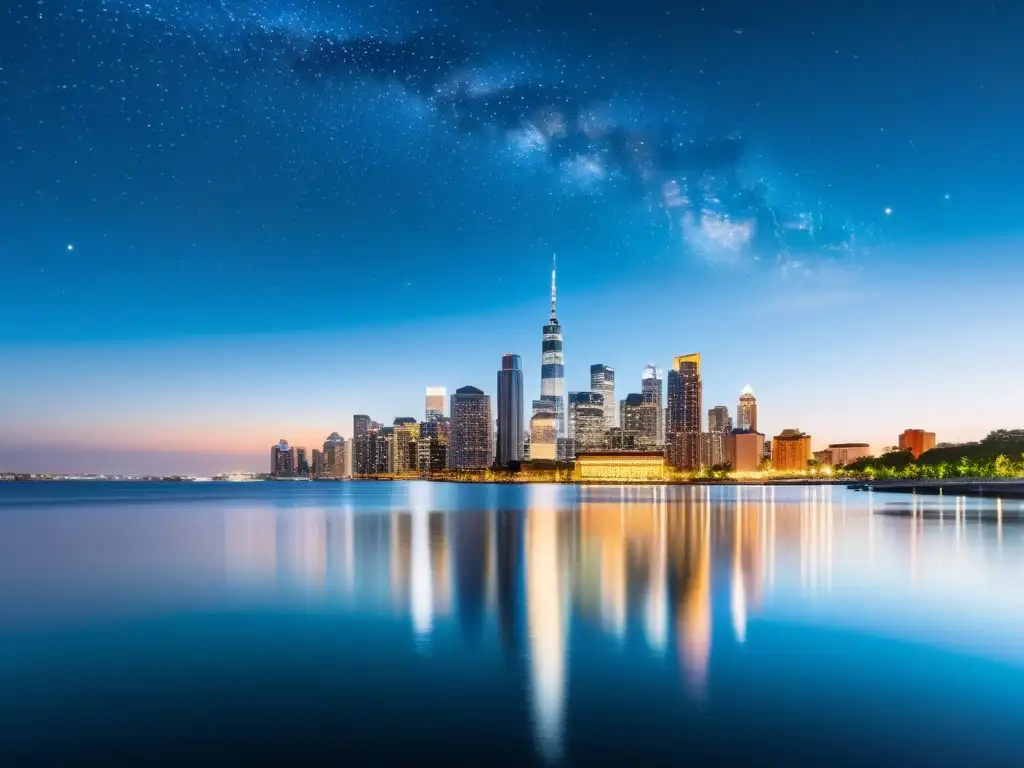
xmin=2 ymin=482 xmax=1024 ymax=765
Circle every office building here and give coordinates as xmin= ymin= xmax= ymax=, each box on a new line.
xmin=295 ymin=447 xmax=309 ymax=476
xmin=725 ymin=430 xmax=765 ymax=472
xmin=572 ymin=451 xmax=667 ymax=482
xmin=425 ymin=387 xmax=446 ymax=422
xmin=497 ymin=354 xmax=524 ymax=467
xmin=530 ymin=409 xmax=558 ymax=462
xmin=737 ymin=386 xmax=757 ymax=432
xmin=899 ymin=429 xmax=936 ymax=459
xmin=667 ymin=353 xmax=702 ymax=470
xmin=322 ymin=431 xmax=347 ymax=477
xmin=353 ymin=414 xmax=373 ymax=475
xmin=772 ymin=429 xmax=812 ymax=472
xmin=391 ymin=417 xmax=421 ymax=473
xmin=417 ymin=437 xmax=448 ymax=473
xmin=538 ymin=255 xmax=566 ymax=438
xmin=708 ymin=405 xmax=732 ymax=435
xmin=699 ymin=432 xmax=727 ymax=469
xmin=271 ymin=439 xmax=295 ymax=477
xmin=568 ymin=391 xmax=605 ymax=456
xmin=450 ymin=386 xmax=492 ymax=469
xmin=642 ymin=365 xmax=664 ymax=446
xmin=620 ymin=393 xmax=659 ymax=449
xmin=590 ymin=364 xmax=616 ymax=431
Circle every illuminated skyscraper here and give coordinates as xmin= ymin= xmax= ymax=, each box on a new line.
xmin=708 ymin=406 xmax=732 ymax=435
xmin=590 ymin=364 xmax=616 ymax=431
xmin=322 ymin=431 xmax=347 ymax=477
xmin=621 ymin=393 xmax=659 ymax=449
xmin=642 ymin=365 xmax=664 ymax=446
xmin=271 ymin=439 xmax=295 ymax=477
xmin=737 ymin=386 xmax=757 ymax=432
xmin=425 ymin=387 xmax=446 ymax=422
xmin=568 ymin=391 xmax=604 ymax=456
xmin=538 ymin=256 xmax=566 ymax=438
xmin=497 ymin=354 xmax=524 ymax=467
xmin=353 ymin=415 xmax=373 ymax=475
xmin=666 ymin=354 xmax=702 ymax=470
xmin=391 ymin=417 xmax=420 ymax=473
xmin=450 ymin=386 xmax=492 ymax=469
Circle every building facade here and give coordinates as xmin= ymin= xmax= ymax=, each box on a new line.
xmin=898 ymin=429 xmax=936 ymax=459
xmin=390 ymin=418 xmax=421 ymax=473
xmin=450 ymin=386 xmax=492 ymax=469
xmin=568 ymin=391 xmax=605 ymax=457
xmin=529 ymin=409 xmax=558 ymax=461
xmin=666 ymin=353 xmax=702 ymax=470
xmin=725 ymin=430 xmax=765 ymax=472
xmin=496 ymin=354 xmax=524 ymax=467
xmin=352 ymin=414 xmax=373 ymax=475
xmin=590 ymin=364 xmax=616 ymax=432
xmin=815 ymin=443 xmax=872 ymax=467
xmin=772 ymin=429 xmax=812 ymax=472
xmin=425 ymin=387 xmax=446 ymax=422
xmin=620 ymin=393 xmax=659 ymax=449
xmin=708 ymin=405 xmax=732 ymax=435
xmin=271 ymin=439 xmax=295 ymax=477
xmin=321 ymin=431 xmax=347 ymax=477
xmin=641 ymin=364 xmax=664 ymax=446
xmin=572 ymin=451 xmax=668 ymax=482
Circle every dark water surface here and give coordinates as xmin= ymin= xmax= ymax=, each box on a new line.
xmin=2 ymin=482 xmax=1024 ymax=765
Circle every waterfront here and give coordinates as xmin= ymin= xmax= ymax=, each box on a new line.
xmin=2 ymin=482 xmax=1024 ymax=764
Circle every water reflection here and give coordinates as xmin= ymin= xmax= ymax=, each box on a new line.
xmin=4 ymin=483 xmax=1024 ymax=762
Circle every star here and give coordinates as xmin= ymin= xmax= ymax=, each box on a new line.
xmin=67 ymin=244 xmax=74 ymax=251
xmin=883 ymin=207 xmax=893 ymax=216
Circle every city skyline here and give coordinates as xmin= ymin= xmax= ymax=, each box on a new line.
xmin=4 ymin=1 xmax=1024 ymax=475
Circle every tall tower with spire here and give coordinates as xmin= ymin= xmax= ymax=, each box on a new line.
xmin=537 ymin=255 xmax=566 ymax=439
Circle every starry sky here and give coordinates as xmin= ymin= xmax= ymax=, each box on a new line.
xmin=1 ymin=0 xmax=1023 ymax=474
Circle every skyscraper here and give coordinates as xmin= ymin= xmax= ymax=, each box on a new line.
xmin=353 ymin=414 xmax=372 ymax=475
xmin=450 ymin=386 xmax=492 ymax=469
xmin=425 ymin=387 xmax=446 ymax=422
xmin=322 ymin=431 xmax=347 ymax=477
xmin=590 ymin=364 xmax=616 ymax=431
xmin=391 ymin=417 xmax=420 ymax=473
xmin=497 ymin=354 xmax=524 ymax=467
xmin=568 ymin=391 xmax=604 ymax=456
xmin=642 ymin=364 xmax=664 ymax=446
xmin=708 ymin=406 xmax=732 ymax=435
xmin=271 ymin=439 xmax=295 ymax=477
xmin=621 ymin=393 xmax=659 ymax=449
xmin=667 ymin=353 xmax=702 ymax=470
xmin=538 ymin=255 xmax=566 ymax=438
xmin=737 ymin=386 xmax=757 ymax=432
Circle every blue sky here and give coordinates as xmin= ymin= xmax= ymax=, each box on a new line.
xmin=1 ymin=0 xmax=1022 ymax=473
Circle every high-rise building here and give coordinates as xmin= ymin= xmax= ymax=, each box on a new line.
xmin=699 ymin=432 xmax=727 ymax=469
xmin=737 ymin=386 xmax=757 ymax=432
xmin=568 ymin=391 xmax=604 ymax=456
xmin=271 ymin=439 xmax=295 ymax=477
xmin=497 ymin=354 xmax=524 ymax=467
xmin=353 ymin=415 xmax=373 ymax=475
xmin=620 ymin=393 xmax=659 ymax=449
xmin=391 ymin=417 xmax=421 ymax=473
xmin=725 ymin=430 xmax=765 ymax=472
xmin=295 ymin=447 xmax=309 ymax=476
xmin=641 ymin=365 xmax=664 ymax=446
xmin=708 ymin=406 xmax=732 ymax=435
xmin=898 ymin=429 xmax=936 ymax=459
xmin=529 ymin=410 xmax=558 ymax=461
xmin=322 ymin=431 xmax=347 ymax=476
xmin=373 ymin=427 xmax=393 ymax=474
xmin=666 ymin=353 xmax=702 ymax=470
xmin=590 ymin=364 xmax=616 ymax=432
xmin=772 ymin=429 xmax=812 ymax=472
xmin=450 ymin=386 xmax=492 ymax=469
xmin=538 ymin=255 xmax=566 ymax=438
xmin=417 ymin=437 xmax=448 ymax=473
xmin=425 ymin=387 xmax=446 ymax=422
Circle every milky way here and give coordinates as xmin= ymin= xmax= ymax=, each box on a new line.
xmin=19 ymin=0 xmax=860 ymax=273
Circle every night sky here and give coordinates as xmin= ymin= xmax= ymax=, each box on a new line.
xmin=2 ymin=0 xmax=1023 ymax=473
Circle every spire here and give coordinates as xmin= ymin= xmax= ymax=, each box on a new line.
xmin=550 ymin=254 xmax=557 ymax=321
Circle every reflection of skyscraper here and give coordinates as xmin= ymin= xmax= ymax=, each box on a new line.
xmin=539 ymin=256 xmax=566 ymax=438
xmin=590 ymin=363 xmax=616 ymax=432
xmin=526 ymin=485 xmax=567 ymax=763
xmin=496 ymin=354 xmax=524 ymax=467
xmin=495 ymin=508 xmax=522 ymax=654
xmin=454 ymin=508 xmax=489 ymax=641
xmin=667 ymin=354 xmax=702 ymax=470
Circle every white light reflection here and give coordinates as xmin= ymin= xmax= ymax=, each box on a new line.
xmin=409 ymin=482 xmax=435 ymax=646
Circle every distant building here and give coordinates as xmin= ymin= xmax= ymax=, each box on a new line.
xmin=590 ymin=364 xmax=616 ymax=432
xmin=725 ymin=430 xmax=765 ymax=472
xmin=496 ymin=354 xmax=524 ymax=467
xmin=295 ymin=447 xmax=309 ymax=476
xmin=667 ymin=354 xmax=701 ymax=470
xmin=708 ymin=405 xmax=732 ymax=435
xmin=569 ymin=391 xmax=605 ymax=457
xmin=321 ymin=431 xmax=347 ymax=477
xmin=815 ymin=443 xmax=871 ymax=467
xmin=737 ymin=386 xmax=757 ymax=432
xmin=641 ymin=365 xmax=664 ymax=446
xmin=353 ymin=415 xmax=374 ymax=475
xmin=573 ymin=451 xmax=667 ymax=482
xmin=417 ymin=437 xmax=448 ymax=474
xmin=450 ymin=386 xmax=492 ymax=469
xmin=529 ymin=410 xmax=558 ymax=462
xmin=390 ymin=417 xmax=420 ymax=473
xmin=372 ymin=427 xmax=393 ymax=474
xmin=620 ymin=393 xmax=659 ymax=449
xmin=699 ymin=432 xmax=727 ymax=469
xmin=425 ymin=387 xmax=446 ymax=422
xmin=899 ymin=429 xmax=936 ymax=459
xmin=271 ymin=439 xmax=295 ymax=477
xmin=772 ymin=429 xmax=812 ymax=472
